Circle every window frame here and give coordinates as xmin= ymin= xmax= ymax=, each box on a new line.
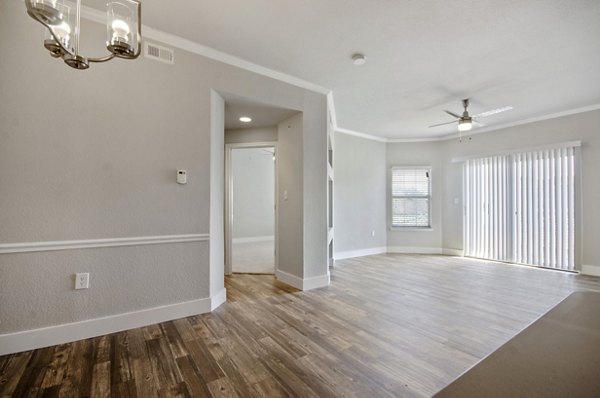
xmin=390 ymin=166 xmax=432 ymax=229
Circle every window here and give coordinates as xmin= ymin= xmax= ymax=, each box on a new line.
xmin=391 ymin=167 xmax=431 ymax=228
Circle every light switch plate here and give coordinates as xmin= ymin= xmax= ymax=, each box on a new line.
xmin=75 ymin=273 xmax=89 ymax=290
xmin=177 ymin=170 xmax=187 ymax=184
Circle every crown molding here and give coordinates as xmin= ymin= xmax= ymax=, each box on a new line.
xmin=438 ymin=103 xmax=600 ymax=141
xmin=327 ymin=92 xmax=338 ymax=128
xmin=337 ymin=103 xmax=600 ymax=143
xmin=79 ymin=5 xmax=599 ymax=144
xmin=334 ymin=127 xmax=388 ymax=143
xmin=79 ymin=6 xmax=330 ymax=96
xmin=387 ymin=136 xmax=443 ymax=143
xmin=335 ymin=128 xmax=443 ymax=143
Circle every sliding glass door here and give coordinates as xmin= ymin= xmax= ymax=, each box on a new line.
xmin=463 ymin=156 xmax=509 ymax=262
xmin=463 ymin=145 xmax=578 ymax=271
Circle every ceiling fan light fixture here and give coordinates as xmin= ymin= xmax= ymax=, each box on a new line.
xmin=352 ymin=53 xmax=366 ymax=66
xmin=458 ymin=119 xmax=473 ymax=132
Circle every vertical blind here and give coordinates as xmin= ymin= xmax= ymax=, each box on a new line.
xmin=463 ymin=156 xmax=509 ymax=262
xmin=463 ymin=145 xmax=577 ymax=271
xmin=391 ymin=167 xmax=431 ymax=227
xmin=512 ymin=147 xmax=576 ymax=270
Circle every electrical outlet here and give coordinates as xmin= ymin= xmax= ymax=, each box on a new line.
xmin=75 ymin=273 xmax=90 ymax=290
xmin=371 ymin=230 xmax=376 ymax=237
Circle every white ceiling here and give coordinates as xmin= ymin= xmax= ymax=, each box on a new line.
xmin=223 ymin=94 xmax=299 ymax=130
xmin=107 ymin=1 xmax=600 ymax=139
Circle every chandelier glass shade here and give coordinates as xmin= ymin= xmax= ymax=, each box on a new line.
xmin=25 ymin=0 xmax=141 ymax=70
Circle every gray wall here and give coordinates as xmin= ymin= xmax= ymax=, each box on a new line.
xmin=277 ymin=114 xmax=305 ymax=277
xmin=0 ymin=1 xmax=328 ymax=335
xmin=386 ymin=141 xmax=443 ymax=249
xmin=333 ymin=132 xmax=387 ymax=254
xmin=441 ymin=109 xmax=600 ymax=269
xmin=225 ymin=127 xmax=278 ymax=144
xmin=209 ymin=92 xmax=225 ymax=297
xmin=231 ymin=148 xmax=275 ymax=239
xmin=334 ymin=109 xmax=600 ymax=270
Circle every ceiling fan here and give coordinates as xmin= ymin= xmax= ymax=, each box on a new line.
xmin=429 ymin=98 xmax=513 ymax=138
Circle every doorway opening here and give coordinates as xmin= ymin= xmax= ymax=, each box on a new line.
xmin=226 ymin=144 xmax=277 ymax=274
xmin=222 ymin=94 xmax=299 ymax=277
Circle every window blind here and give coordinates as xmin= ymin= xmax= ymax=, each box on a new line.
xmin=512 ymin=147 xmax=576 ymax=270
xmin=463 ymin=145 xmax=577 ymax=271
xmin=391 ymin=167 xmax=431 ymax=227
xmin=463 ymin=156 xmax=509 ymax=262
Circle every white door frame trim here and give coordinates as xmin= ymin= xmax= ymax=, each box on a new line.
xmin=224 ymin=142 xmax=278 ymax=275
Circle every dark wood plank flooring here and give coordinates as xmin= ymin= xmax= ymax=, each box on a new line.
xmin=2 ymin=254 xmax=600 ymax=397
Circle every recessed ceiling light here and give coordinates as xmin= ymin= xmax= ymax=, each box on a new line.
xmin=239 ymin=116 xmax=252 ymax=122
xmin=352 ymin=53 xmax=366 ymax=66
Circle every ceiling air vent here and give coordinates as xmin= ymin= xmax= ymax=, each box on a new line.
xmin=144 ymin=42 xmax=175 ymax=65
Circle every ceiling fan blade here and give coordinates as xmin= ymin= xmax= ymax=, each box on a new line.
xmin=444 ymin=110 xmax=461 ymax=119
xmin=429 ymin=120 xmax=457 ymax=128
xmin=473 ymin=119 xmax=485 ymax=127
xmin=474 ymin=106 xmax=513 ymax=118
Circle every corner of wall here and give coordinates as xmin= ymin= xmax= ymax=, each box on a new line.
xmin=209 ymin=90 xmax=226 ymax=297
xmin=581 ymin=265 xmax=600 ymax=277
xmin=210 ymin=288 xmax=227 ymax=310
xmin=442 ymin=248 xmax=465 ymax=256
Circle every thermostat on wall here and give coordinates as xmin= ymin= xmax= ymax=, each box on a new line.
xmin=177 ymin=170 xmax=187 ymax=184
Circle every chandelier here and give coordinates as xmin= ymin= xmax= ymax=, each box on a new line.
xmin=25 ymin=0 xmax=141 ymax=70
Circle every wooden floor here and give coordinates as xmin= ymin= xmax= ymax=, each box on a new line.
xmin=2 ymin=254 xmax=600 ymax=397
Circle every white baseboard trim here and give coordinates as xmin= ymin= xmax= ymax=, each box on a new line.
xmin=232 ymin=235 xmax=274 ymax=244
xmin=303 ymin=274 xmax=331 ymax=291
xmin=387 ymin=246 xmax=443 ymax=254
xmin=275 ymin=270 xmax=330 ymax=291
xmin=275 ymin=269 xmax=303 ymax=290
xmin=334 ymin=246 xmax=387 ymax=260
xmin=0 ymin=293 xmax=223 ymax=356
xmin=581 ymin=265 xmax=600 ymax=277
xmin=442 ymin=248 xmax=465 ymax=256
xmin=333 ymin=246 xmax=465 ymax=260
xmin=211 ymin=289 xmax=227 ymax=310
xmin=0 ymin=234 xmax=210 ymax=255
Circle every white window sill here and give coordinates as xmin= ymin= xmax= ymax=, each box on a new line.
xmin=389 ymin=227 xmax=433 ymax=231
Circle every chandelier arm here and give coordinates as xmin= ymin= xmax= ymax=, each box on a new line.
xmin=38 ymin=16 xmax=119 ymax=64
xmin=25 ymin=0 xmax=142 ymax=67
xmin=88 ymin=54 xmax=117 ymax=63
